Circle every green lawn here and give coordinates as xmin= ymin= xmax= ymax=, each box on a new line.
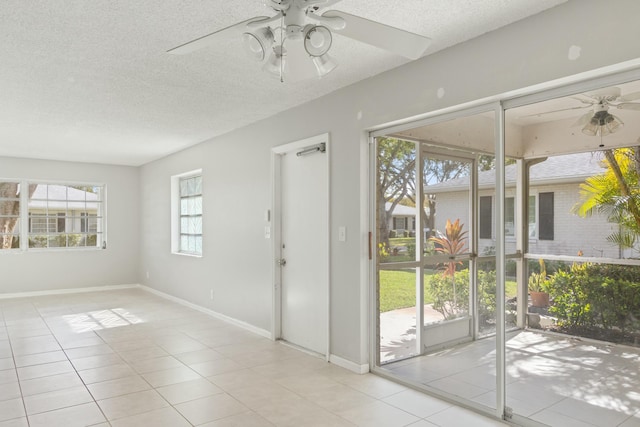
xmin=379 ymin=269 xmax=517 ymax=312
xmin=379 ymin=270 xmax=433 ymax=313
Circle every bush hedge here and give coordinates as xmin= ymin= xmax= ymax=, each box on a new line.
xmin=427 ymin=269 xmax=497 ymax=326
xmin=546 ymin=263 xmax=640 ymax=337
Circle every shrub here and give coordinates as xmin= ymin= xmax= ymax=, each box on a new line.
xmin=378 ymin=243 xmax=390 ymax=263
xmin=407 ymin=242 xmax=416 ymax=259
xmin=527 ymin=258 xmax=568 ymax=276
xmin=388 ymin=230 xmax=397 ymax=238
xmin=427 ymin=268 xmax=497 ymax=325
xmin=546 ymin=263 xmax=640 ymax=334
xmin=428 ymin=269 xmax=469 ymax=320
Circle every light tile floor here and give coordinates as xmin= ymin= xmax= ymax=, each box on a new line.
xmin=0 ymin=288 xmax=505 ymax=427
xmin=384 ymin=331 xmax=640 ymax=427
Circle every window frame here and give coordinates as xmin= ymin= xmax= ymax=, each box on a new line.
xmin=0 ymin=179 xmax=106 ymax=252
xmin=0 ymin=180 xmax=22 ymax=250
xmin=171 ymin=169 xmax=203 ymax=257
xmin=480 ymin=193 xmax=542 ymax=241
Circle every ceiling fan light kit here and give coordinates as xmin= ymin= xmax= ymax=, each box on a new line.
xmin=311 ymin=53 xmax=337 ymax=77
xmin=262 ymin=45 xmax=287 ymax=77
xmin=303 ymin=25 xmax=332 ymax=57
xmin=581 ymin=110 xmax=624 ymax=137
xmin=242 ymin=28 xmax=275 ymax=61
xmin=168 ymin=0 xmax=431 ymax=82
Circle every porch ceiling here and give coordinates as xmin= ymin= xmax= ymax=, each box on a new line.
xmin=391 ymin=79 xmax=640 ymax=159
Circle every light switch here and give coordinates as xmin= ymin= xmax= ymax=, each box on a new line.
xmin=264 ymin=226 xmax=271 ymax=239
xmin=338 ymin=226 xmax=346 ymax=242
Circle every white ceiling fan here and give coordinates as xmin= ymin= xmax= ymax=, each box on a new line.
xmin=167 ymin=0 xmax=432 ymax=82
xmin=527 ymin=87 xmax=640 ymax=137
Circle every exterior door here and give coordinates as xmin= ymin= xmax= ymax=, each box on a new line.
xmin=273 ymin=135 xmax=329 ymax=356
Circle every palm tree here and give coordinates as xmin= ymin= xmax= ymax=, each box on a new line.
xmin=574 ymin=148 xmax=640 ymax=249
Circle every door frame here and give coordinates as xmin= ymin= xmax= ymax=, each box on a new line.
xmin=271 ymin=133 xmax=331 ymax=360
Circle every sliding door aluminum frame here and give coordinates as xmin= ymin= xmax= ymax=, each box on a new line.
xmin=370 ymin=102 xmax=507 ymax=420
xmin=369 ymin=66 xmax=640 ymax=425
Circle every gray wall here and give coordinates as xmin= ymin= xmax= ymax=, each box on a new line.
xmin=0 ymin=157 xmax=140 ymax=293
xmin=139 ymin=0 xmax=640 ymax=366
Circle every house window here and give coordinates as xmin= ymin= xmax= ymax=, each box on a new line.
xmin=528 ymin=195 xmax=537 ymax=239
xmin=505 ymin=197 xmax=515 ymax=237
xmin=172 ymin=171 xmax=203 ymax=256
xmin=479 ymin=196 xmax=492 ymax=238
xmin=28 ymin=183 xmax=105 ymax=249
xmin=539 ymin=192 xmax=554 ymax=240
xmin=393 ymin=217 xmax=406 ymax=230
xmin=481 ymin=195 xmax=540 ymax=240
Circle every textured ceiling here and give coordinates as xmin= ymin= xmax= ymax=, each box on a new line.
xmin=0 ymin=0 xmax=566 ymax=166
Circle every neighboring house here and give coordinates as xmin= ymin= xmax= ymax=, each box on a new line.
xmin=385 ymin=202 xmax=417 ymax=235
xmin=424 ymin=152 xmax=623 ymax=258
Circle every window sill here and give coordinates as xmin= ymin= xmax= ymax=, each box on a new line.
xmin=172 ymin=251 xmax=202 ymax=258
xmin=0 ymin=247 xmax=105 ymax=254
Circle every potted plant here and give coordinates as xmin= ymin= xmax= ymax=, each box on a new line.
xmin=528 ymin=259 xmax=550 ymax=308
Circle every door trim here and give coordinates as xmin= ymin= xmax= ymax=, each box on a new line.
xmin=271 ymin=133 xmax=330 ymax=361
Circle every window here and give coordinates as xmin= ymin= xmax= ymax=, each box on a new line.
xmin=0 ymin=181 xmax=21 ymax=250
xmin=480 ymin=194 xmax=542 ymax=240
xmin=479 ymin=196 xmax=492 ymax=238
xmin=528 ymin=195 xmax=537 ymax=238
xmin=539 ymin=192 xmax=554 ymax=240
xmin=393 ymin=217 xmax=406 ymax=230
xmin=1 ymin=181 xmax=105 ymax=251
xmin=172 ymin=171 xmax=203 ymax=256
xmin=28 ymin=183 xmax=105 ymax=249
xmin=505 ymin=197 xmax=515 ymax=237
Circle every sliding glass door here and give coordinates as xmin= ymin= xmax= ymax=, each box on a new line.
xmin=372 ymin=74 xmax=640 ymax=427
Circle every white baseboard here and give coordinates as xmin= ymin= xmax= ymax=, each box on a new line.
xmin=329 ymin=354 xmax=370 ymax=374
xmin=0 ymin=283 xmax=139 ymax=300
xmin=139 ymin=285 xmax=272 ymax=339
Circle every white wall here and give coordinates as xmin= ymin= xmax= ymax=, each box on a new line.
xmin=437 ymin=183 xmax=618 ymax=259
xmin=139 ymin=0 xmax=640 ymax=366
xmin=0 ymin=156 xmax=140 ymax=293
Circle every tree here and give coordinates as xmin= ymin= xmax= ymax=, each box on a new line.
xmin=376 ymin=137 xmax=475 ymax=252
xmin=376 ymin=138 xmax=416 ymax=249
xmin=0 ymin=183 xmax=37 ymax=249
xmin=574 ymin=147 xmax=640 ymax=249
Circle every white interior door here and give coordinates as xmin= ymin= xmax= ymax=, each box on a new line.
xmin=274 ymin=136 xmax=329 ymax=356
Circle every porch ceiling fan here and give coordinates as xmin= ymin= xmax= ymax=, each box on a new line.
xmin=528 ymin=87 xmax=640 ymax=137
xmin=167 ymin=0 xmax=432 ymax=82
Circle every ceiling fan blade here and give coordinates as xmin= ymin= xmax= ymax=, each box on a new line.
xmin=167 ymin=16 xmax=270 ymax=55
xmin=571 ymin=111 xmax=593 ymax=127
xmin=619 ymin=91 xmax=640 ymax=102
xmin=322 ymin=10 xmax=431 ymax=60
xmin=615 ymin=102 xmax=640 ymax=111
